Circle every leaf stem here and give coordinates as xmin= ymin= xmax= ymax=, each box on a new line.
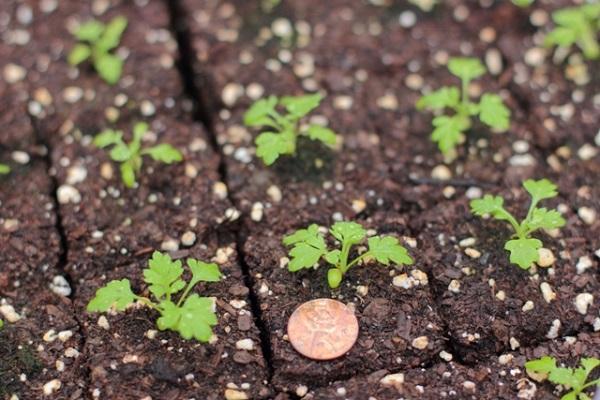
xmin=176 ymin=280 xmax=197 ymax=307
xmin=135 ymin=296 xmax=160 ymax=311
xmin=345 ymin=251 xmax=372 ymax=272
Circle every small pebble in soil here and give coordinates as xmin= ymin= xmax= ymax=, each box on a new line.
xmin=50 ymin=275 xmax=72 ymax=297
xmin=495 ymin=290 xmax=506 ymax=301
xmin=431 ymin=164 xmax=452 ymax=180
xmin=485 ymin=49 xmax=503 ymax=76
xmin=546 ymin=319 xmax=561 ymax=339
xmin=464 ymin=248 xmax=481 ymax=259
xmin=376 ymin=93 xmax=398 ymax=110
xmin=267 ymin=185 xmax=282 ymax=203
xmin=235 ymin=339 xmax=254 ymax=351
xmin=522 ymin=301 xmax=534 ymax=312
xmin=98 ymin=316 xmax=110 ymax=330
xmin=578 ymin=144 xmax=598 ymax=160
xmin=0 ymin=304 xmax=21 ymax=323
xmin=463 ymin=381 xmax=476 ymax=392
xmin=43 ymin=379 xmax=62 ymax=395
xmin=213 ymin=181 xmax=228 ymax=200
xmin=459 ymin=237 xmax=476 ymax=247
xmin=251 ymin=202 xmax=264 ymax=222
xmin=510 ymin=337 xmax=520 ymax=350
xmin=411 ymin=335 xmax=429 ymax=350
xmin=540 ymin=282 xmax=556 ymax=303
xmin=439 ymin=350 xmax=453 ymax=362
xmin=499 ymin=354 xmax=513 ymax=365
xmin=3 ymin=63 xmax=27 ymax=83
xmin=536 ymin=248 xmax=555 ymax=267
xmin=224 ymin=389 xmax=248 ymax=400
xmin=181 ymin=231 xmax=196 ymax=247
xmin=578 ymin=206 xmax=597 ymax=225
xmin=11 ymin=151 xmax=30 ymax=164
xmin=57 ymin=185 xmax=81 ymax=204
xmin=351 ymin=199 xmax=366 ymax=213
xmin=295 ymin=385 xmax=308 ymax=397
xmin=161 ymin=238 xmax=179 ymax=252
xmin=448 ymin=279 xmax=461 ymax=293
xmin=380 ymin=373 xmax=404 ymax=387
xmin=574 ymin=293 xmax=593 ymax=315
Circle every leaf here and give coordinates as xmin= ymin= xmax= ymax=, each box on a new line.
xmin=94 ymin=53 xmax=123 ymax=85
xmin=94 ymin=129 xmax=123 ymax=148
xmin=431 ymin=114 xmax=469 ymax=155
xmin=545 ymin=27 xmax=578 ymax=47
xmin=68 ymin=44 xmax=92 ymax=65
xmin=157 ymin=295 xmax=217 ymax=342
xmin=526 ymin=356 xmax=557 ymax=374
xmin=416 ymin=87 xmax=460 ymax=111
xmin=548 ymin=367 xmax=578 ymax=388
xmin=243 ymin=96 xmax=278 ymax=127
xmin=448 ymin=57 xmax=486 ymax=82
xmin=505 ymin=238 xmax=542 ymax=269
xmin=187 ymin=259 xmax=222 ymax=284
xmin=470 ymin=195 xmax=508 ymax=218
xmin=133 ymin=122 xmax=149 ymax=142
xmin=283 ymin=225 xmax=328 ymax=272
xmin=96 ymin=16 xmax=128 ymax=52
xmin=0 ymin=164 xmax=10 ymax=174
xmin=143 ymin=251 xmax=185 ymax=300
xmin=283 ymin=224 xmax=322 ymax=245
xmin=120 ymin=161 xmax=136 ymax=188
xmin=330 ymin=221 xmax=366 ymax=245
xmin=143 ymin=144 xmax=183 ymax=164
xmin=87 ymin=279 xmax=136 ymax=312
xmin=280 ymin=93 xmax=323 ymax=119
xmin=478 ymin=93 xmax=510 ymax=130
xmin=75 ymin=20 xmax=105 ymax=42
xmin=306 ymin=125 xmax=337 ymax=146
xmin=525 ymin=208 xmax=566 ymax=232
xmin=367 ymin=236 xmax=414 ymax=266
xmin=511 ymin=0 xmax=534 ymax=7
xmin=327 ymin=268 xmax=343 ymax=289
xmin=580 ymin=358 xmax=600 ymax=374
xmin=552 ymin=8 xmax=586 ymax=28
xmin=109 ymin=142 xmax=132 ymax=162
xmin=255 ymin=131 xmax=295 ymax=165
xmin=523 ymin=179 xmax=559 ymax=201
xmin=324 ymin=249 xmax=341 ymax=266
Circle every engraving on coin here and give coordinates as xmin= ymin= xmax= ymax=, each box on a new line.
xmin=287 ymin=298 xmax=359 ymax=360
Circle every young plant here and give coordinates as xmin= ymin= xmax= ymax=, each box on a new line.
xmin=470 ymin=179 xmax=565 ymax=269
xmin=94 ymin=122 xmax=182 ymax=188
xmin=88 ymin=251 xmax=222 ymax=342
xmin=243 ymin=93 xmax=337 ymax=166
xmin=283 ymin=222 xmax=414 ymax=288
xmin=545 ymin=4 xmax=600 ymax=60
xmin=416 ymin=57 xmax=511 ymax=156
xmin=512 ymin=0 xmax=534 ymax=7
xmin=525 ymin=356 xmax=600 ymax=400
xmin=0 ymin=164 xmax=9 ymax=174
xmin=68 ymin=16 xmax=128 ymax=84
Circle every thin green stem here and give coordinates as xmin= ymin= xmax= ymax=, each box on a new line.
xmin=135 ymin=296 xmax=160 ymax=311
xmin=338 ymin=242 xmax=351 ymax=273
xmin=498 ymin=209 xmax=524 ymax=238
xmin=345 ymin=251 xmax=372 ymax=272
xmin=581 ymin=378 xmax=600 ymax=390
xmin=176 ymin=280 xmax=197 ymax=307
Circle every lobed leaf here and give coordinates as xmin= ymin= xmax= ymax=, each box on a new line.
xmin=143 ymin=144 xmax=183 ymax=164
xmin=187 ymin=259 xmax=222 ymax=283
xmin=87 ymin=279 xmax=136 ymax=312
xmin=505 ymin=238 xmax=542 ymax=269
xmin=545 ymin=27 xmax=578 ymax=47
xmin=330 ymin=221 xmax=366 ymax=246
xmin=431 ymin=114 xmax=468 ymax=155
xmin=284 ymin=225 xmax=328 ymax=271
xmin=367 ymin=236 xmax=413 ymax=266
xmin=306 ymin=125 xmax=337 ymax=146
xmin=416 ymin=86 xmax=460 ymax=111
xmin=525 ymin=356 xmax=557 ymax=374
xmin=94 ymin=129 xmax=123 ymax=148
xmin=448 ymin=57 xmax=486 ymax=82
xmin=280 ymin=93 xmax=323 ymax=119
xmin=523 ymin=179 xmax=559 ymax=201
xmin=525 ymin=208 xmax=566 ymax=232
xmin=143 ymin=251 xmax=185 ymax=300
xmin=255 ymin=131 xmax=295 ymax=165
xmin=478 ymin=93 xmax=510 ymax=130
xmin=157 ymin=295 xmax=217 ymax=342
xmin=244 ymin=96 xmax=278 ymax=127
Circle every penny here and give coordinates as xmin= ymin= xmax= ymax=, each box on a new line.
xmin=287 ymin=298 xmax=359 ymax=361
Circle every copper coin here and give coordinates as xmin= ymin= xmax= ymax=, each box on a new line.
xmin=287 ymin=298 xmax=359 ymax=361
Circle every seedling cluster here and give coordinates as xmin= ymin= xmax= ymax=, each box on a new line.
xmin=470 ymin=179 xmax=565 ymax=269
xmin=417 ymin=57 xmax=511 ymax=156
xmin=94 ymin=122 xmax=182 ymax=188
xmin=545 ymin=4 xmax=600 ymax=60
xmin=88 ymin=251 xmax=222 ymax=342
xmin=244 ymin=93 xmax=337 ymax=165
xmin=68 ymin=16 xmax=128 ymax=84
xmin=525 ymin=356 xmax=600 ymax=400
xmin=283 ymin=222 xmax=413 ymax=288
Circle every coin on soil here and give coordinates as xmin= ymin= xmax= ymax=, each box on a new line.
xmin=287 ymin=298 xmax=359 ymax=361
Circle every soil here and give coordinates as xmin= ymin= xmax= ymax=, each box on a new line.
xmin=1 ymin=0 xmax=599 ymax=399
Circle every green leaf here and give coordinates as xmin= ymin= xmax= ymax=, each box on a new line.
xmin=0 ymin=164 xmax=10 ymax=174
xmin=512 ymin=0 xmax=534 ymax=7
xmin=581 ymin=4 xmax=600 ymax=20
xmin=187 ymin=259 xmax=222 ymax=283
xmin=431 ymin=114 xmax=469 ymax=155
xmin=525 ymin=356 xmax=557 ymax=374
xmin=94 ymin=129 xmax=123 ymax=148
xmin=94 ymin=53 xmax=123 ymax=85
xmin=280 ymin=93 xmax=323 ymax=119
xmin=143 ymin=251 xmax=185 ymax=300
xmin=68 ymin=44 xmax=92 ymax=65
xmin=157 ymin=295 xmax=217 ymax=342
xmin=478 ymin=93 xmax=510 ymax=130
xmin=552 ymin=8 xmax=586 ymax=28
xmin=87 ymin=279 xmax=136 ymax=312
xmin=367 ymin=236 xmax=414 ymax=266
xmin=448 ymin=57 xmax=486 ymax=82
xmin=505 ymin=238 xmax=542 ymax=269
xmin=548 ymin=367 xmax=578 ymax=388
xmin=306 ymin=125 xmax=337 ymax=146
xmin=143 ymin=144 xmax=183 ymax=164
xmin=283 ymin=224 xmax=322 ymax=245
xmin=133 ymin=122 xmax=149 ymax=142
xmin=327 ymin=268 xmax=343 ymax=289
xmin=580 ymin=358 xmax=600 ymax=374
xmin=75 ymin=20 xmax=105 ymax=42
xmin=96 ymin=16 xmax=128 ymax=52
xmin=283 ymin=225 xmax=328 ymax=272
xmin=525 ymin=208 xmax=566 ymax=232
xmin=120 ymin=161 xmax=136 ymax=188
xmin=330 ymin=221 xmax=366 ymax=246
xmin=255 ymin=131 xmax=295 ymax=165
xmin=324 ymin=249 xmax=341 ymax=266
xmin=416 ymin=87 xmax=460 ymax=111
xmin=545 ymin=27 xmax=578 ymax=47
xmin=0 ymin=319 xmax=3 ymax=329
xmin=523 ymin=179 xmax=559 ymax=201
xmin=109 ymin=142 xmax=132 ymax=162
xmin=243 ymin=96 xmax=278 ymax=127
xmin=470 ymin=195 xmax=508 ymax=218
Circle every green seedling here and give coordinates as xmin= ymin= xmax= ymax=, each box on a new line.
xmin=283 ymin=221 xmax=413 ymax=288
xmin=243 ymin=93 xmax=337 ymax=166
xmin=525 ymin=356 xmax=600 ymax=400
xmin=94 ymin=122 xmax=182 ymax=188
xmin=470 ymin=179 xmax=565 ymax=269
xmin=545 ymin=4 xmax=600 ymax=60
xmin=512 ymin=0 xmax=534 ymax=7
xmin=88 ymin=251 xmax=222 ymax=342
xmin=68 ymin=16 xmax=128 ymax=84
xmin=0 ymin=164 xmax=9 ymax=174
xmin=0 ymin=319 xmax=3 ymax=329
xmin=416 ymin=57 xmax=511 ymax=156
xmin=408 ymin=0 xmax=438 ymax=12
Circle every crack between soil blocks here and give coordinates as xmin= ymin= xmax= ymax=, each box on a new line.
xmin=166 ymin=0 xmax=276 ymax=382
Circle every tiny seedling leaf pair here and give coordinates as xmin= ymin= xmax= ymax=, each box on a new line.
xmin=525 ymin=356 xmax=600 ymax=400
xmin=470 ymin=179 xmax=565 ymax=269
xmin=244 ymin=93 xmax=337 ymax=165
xmin=68 ymin=16 xmax=128 ymax=84
xmin=94 ymin=122 xmax=182 ymax=188
xmin=545 ymin=4 xmax=600 ymax=60
xmin=417 ymin=57 xmax=511 ymax=156
xmin=88 ymin=251 xmax=222 ymax=342
xmin=283 ymin=221 xmax=413 ymax=288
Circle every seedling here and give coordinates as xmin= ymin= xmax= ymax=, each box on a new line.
xmin=525 ymin=356 xmax=600 ymax=400
xmin=545 ymin=4 xmax=600 ymax=60
xmin=243 ymin=93 xmax=337 ymax=165
xmin=88 ymin=251 xmax=222 ymax=342
xmin=512 ymin=0 xmax=534 ymax=7
xmin=416 ymin=57 xmax=511 ymax=156
xmin=68 ymin=16 xmax=128 ymax=84
xmin=0 ymin=164 xmax=9 ymax=174
xmin=94 ymin=122 xmax=182 ymax=188
xmin=283 ymin=222 xmax=413 ymax=288
xmin=470 ymin=179 xmax=565 ymax=269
